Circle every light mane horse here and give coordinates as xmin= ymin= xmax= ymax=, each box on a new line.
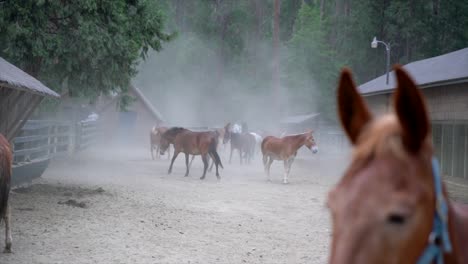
xmin=150 ymin=126 xmax=170 ymax=160
xmin=261 ymin=131 xmax=318 ymax=183
xmin=0 ymin=134 xmax=12 ymax=253
xmin=327 ymin=67 xmax=468 ymax=264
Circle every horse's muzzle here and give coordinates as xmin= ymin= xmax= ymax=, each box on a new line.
xmin=311 ymin=146 xmax=319 ymax=154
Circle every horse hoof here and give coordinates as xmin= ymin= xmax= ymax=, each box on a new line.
xmin=200 ymin=177 xmax=205 ymax=180
xmin=3 ymin=247 xmax=11 ymax=254
xmin=283 ymin=180 xmax=289 ymax=184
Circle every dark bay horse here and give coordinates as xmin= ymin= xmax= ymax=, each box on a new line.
xmin=223 ymin=123 xmax=256 ymax=164
xmin=261 ymin=131 xmax=318 ymax=184
xmin=160 ymin=127 xmax=223 ymax=180
xmin=150 ymin=126 xmax=170 ymax=160
xmin=0 ymin=134 xmax=12 ymax=253
xmin=328 ymin=67 xmax=468 ymax=264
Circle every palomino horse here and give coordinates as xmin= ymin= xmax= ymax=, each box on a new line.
xmin=159 ymin=127 xmax=223 ymax=180
xmin=150 ymin=126 xmax=170 ymax=160
xmin=327 ymin=67 xmax=468 ymax=264
xmin=223 ymin=123 xmax=256 ymax=164
xmin=261 ymin=131 xmax=318 ymax=183
xmin=0 ymin=134 xmax=12 ymax=253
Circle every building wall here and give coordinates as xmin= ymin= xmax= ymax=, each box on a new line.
xmin=423 ymin=83 xmax=468 ymax=121
xmin=364 ymin=83 xmax=468 ymax=120
xmin=364 ymin=94 xmax=390 ymax=116
xmin=364 ymin=82 xmax=468 ymax=179
xmin=98 ymin=97 xmax=158 ymax=150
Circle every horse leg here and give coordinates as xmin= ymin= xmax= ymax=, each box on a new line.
xmin=189 ymin=155 xmax=196 ymax=168
xmin=200 ymin=154 xmax=209 ymax=180
xmin=151 ymin=145 xmax=154 ymax=160
xmin=239 ymin=149 xmax=243 ymax=165
xmin=208 ymin=155 xmax=214 ymax=172
xmin=3 ymin=205 xmax=11 ymax=253
xmin=267 ymin=157 xmax=274 ymax=182
xmin=184 ymin=153 xmax=190 ymax=177
xmin=287 ymin=157 xmax=295 ymax=182
xmin=283 ymin=159 xmax=290 ymax=184
xmin=168 ymin=151 xmax=179 ymax=174
xmin=229 ymin=147 xmax=233 ymax=164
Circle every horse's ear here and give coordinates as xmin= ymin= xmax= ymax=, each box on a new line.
xmin=393 ymin=66 xmax=430 ymax=153
xmin=337 ymin=68 xmax=372 ymax=144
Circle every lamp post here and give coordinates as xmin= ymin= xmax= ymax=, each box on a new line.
xmin=371 ymin=36 xmax=390 ymax=85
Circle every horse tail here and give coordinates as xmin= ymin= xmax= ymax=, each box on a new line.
xmin=209 ymin=137 xmax=224 ymax=169
xmin=0 ymin=136 xmax=12 ymax=217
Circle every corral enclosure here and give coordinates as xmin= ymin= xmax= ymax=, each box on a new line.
xmin=1 ymin=1 xmax=468 ymax=263
xmin=2 ymin=142 xmax=348 ymax=264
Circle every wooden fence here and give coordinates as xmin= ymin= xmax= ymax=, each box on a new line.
xmin=11 ymin=119 xmax=100 ymax=185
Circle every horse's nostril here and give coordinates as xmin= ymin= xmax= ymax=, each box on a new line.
xmin=387 ymin=213 xmax=406 ymax=225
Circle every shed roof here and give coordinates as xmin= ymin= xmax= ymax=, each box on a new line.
xmin=280 ymin=113 xmax=319 ymax=124
xmin=359 ymin=47 xmax=468 ymax=95
xmin=129 ymin=85 xmax=164 ymax=123
xmin=0 ymin=57 xmax=59 ymax=97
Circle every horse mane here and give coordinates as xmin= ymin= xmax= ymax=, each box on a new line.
xmin=163 ymin=127 xmax=187 ymax=138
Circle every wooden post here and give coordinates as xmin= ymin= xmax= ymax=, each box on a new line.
xmin=6 ymin=96 xmax=43 ymax=141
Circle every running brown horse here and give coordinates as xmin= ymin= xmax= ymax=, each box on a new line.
xmin=0 ymin=134 xmax=12 ymax=253
xmin=150 ymin=126 xmax=170 ymax=160
xmin=223 ymin=123 xmax=256 ymax=164
xmin=159 ymin=127 xmax=223 ymax=180
xmin=327 ymin=67 xmax=468 ymax=264
xmin=261 ymin=131 xmax=318 ymax=183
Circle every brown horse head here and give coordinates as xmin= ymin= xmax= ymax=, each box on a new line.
xmin=160 ymin=127 xmax=186 ymax=155
xmin=328 ymin=66 xmax=437 ymax=264
xmin=304 ymin=130 xmax=318 ymax=153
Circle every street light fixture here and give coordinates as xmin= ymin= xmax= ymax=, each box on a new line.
xmin=371 ymin=36 xmax=390 ymax=85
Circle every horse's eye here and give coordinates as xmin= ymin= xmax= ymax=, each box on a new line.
xmin=387 ymin=213 xmax=406 ymax=225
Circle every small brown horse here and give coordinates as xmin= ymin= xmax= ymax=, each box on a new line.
xmin=188 ymin=126 xmax=228 ymax=170
xmin=328 ymin=67 xmax=468 ymax=264
xmin=223 ymin=123 xmax=256 ymax=164
xmin=0 ymin=134 xmax=12 ymax=253
xmin=150 ymin=126 xmax=170 ymax=160
xmin=160 ymin=127 xmax=223 ymax=180
xmin=261 ymin=131 xmax=318 ymax=183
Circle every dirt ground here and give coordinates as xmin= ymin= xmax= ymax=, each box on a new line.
xmin=0 ymin=147 xmax=348 ymax=264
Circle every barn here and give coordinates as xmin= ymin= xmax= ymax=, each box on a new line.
xmin=279 ymin=113 xmax=320 ymax=134
xmin=359 ymin=47 xmax=468 ymax=179
xmin=0 ymin=56 xmax=60 ymax=140
xmin=0 ymin=56 xmax=60 ymax=184
xmin=96 ymin=85 xmax=164 ymax=148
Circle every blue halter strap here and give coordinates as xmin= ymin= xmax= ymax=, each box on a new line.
xmin=416 ymin=157 xmax=452 ymax=264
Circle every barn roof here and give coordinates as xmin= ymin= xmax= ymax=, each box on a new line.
xmin=359 ymin=47 xmax=468 ymax=95
xmin=0 ymin=57 xmax=59 ymax=97
xmin=129 ymin=85 xmax=164 ymax=123
xmin=280 ymin=113 xmax=319 ymax=124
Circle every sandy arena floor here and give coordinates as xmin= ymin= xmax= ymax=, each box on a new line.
xmin=0 ymin=147 xmax=348 ymax=264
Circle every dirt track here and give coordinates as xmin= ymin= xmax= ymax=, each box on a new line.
xmin=0 ymin=147 xmax=347 ymax=264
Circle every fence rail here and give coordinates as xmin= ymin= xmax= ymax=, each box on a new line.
xmin=13 ymin=119 xmax=100 ymax=166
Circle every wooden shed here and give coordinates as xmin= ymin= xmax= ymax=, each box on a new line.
xmin=97 ymin=85 xmax=164 ymax=148
xmin=0 ymin=56 xmax=60 ymax=141
xmin=280 ymin=113 xmax=320 ymax=134
xmin=359 ymin=47 xmax=468 ymax=179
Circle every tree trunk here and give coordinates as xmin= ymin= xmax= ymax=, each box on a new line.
xmin=320 ymin=0 xmax=325 ymax=23
xmin=273 ymin=0 xmax=281 ymax=113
